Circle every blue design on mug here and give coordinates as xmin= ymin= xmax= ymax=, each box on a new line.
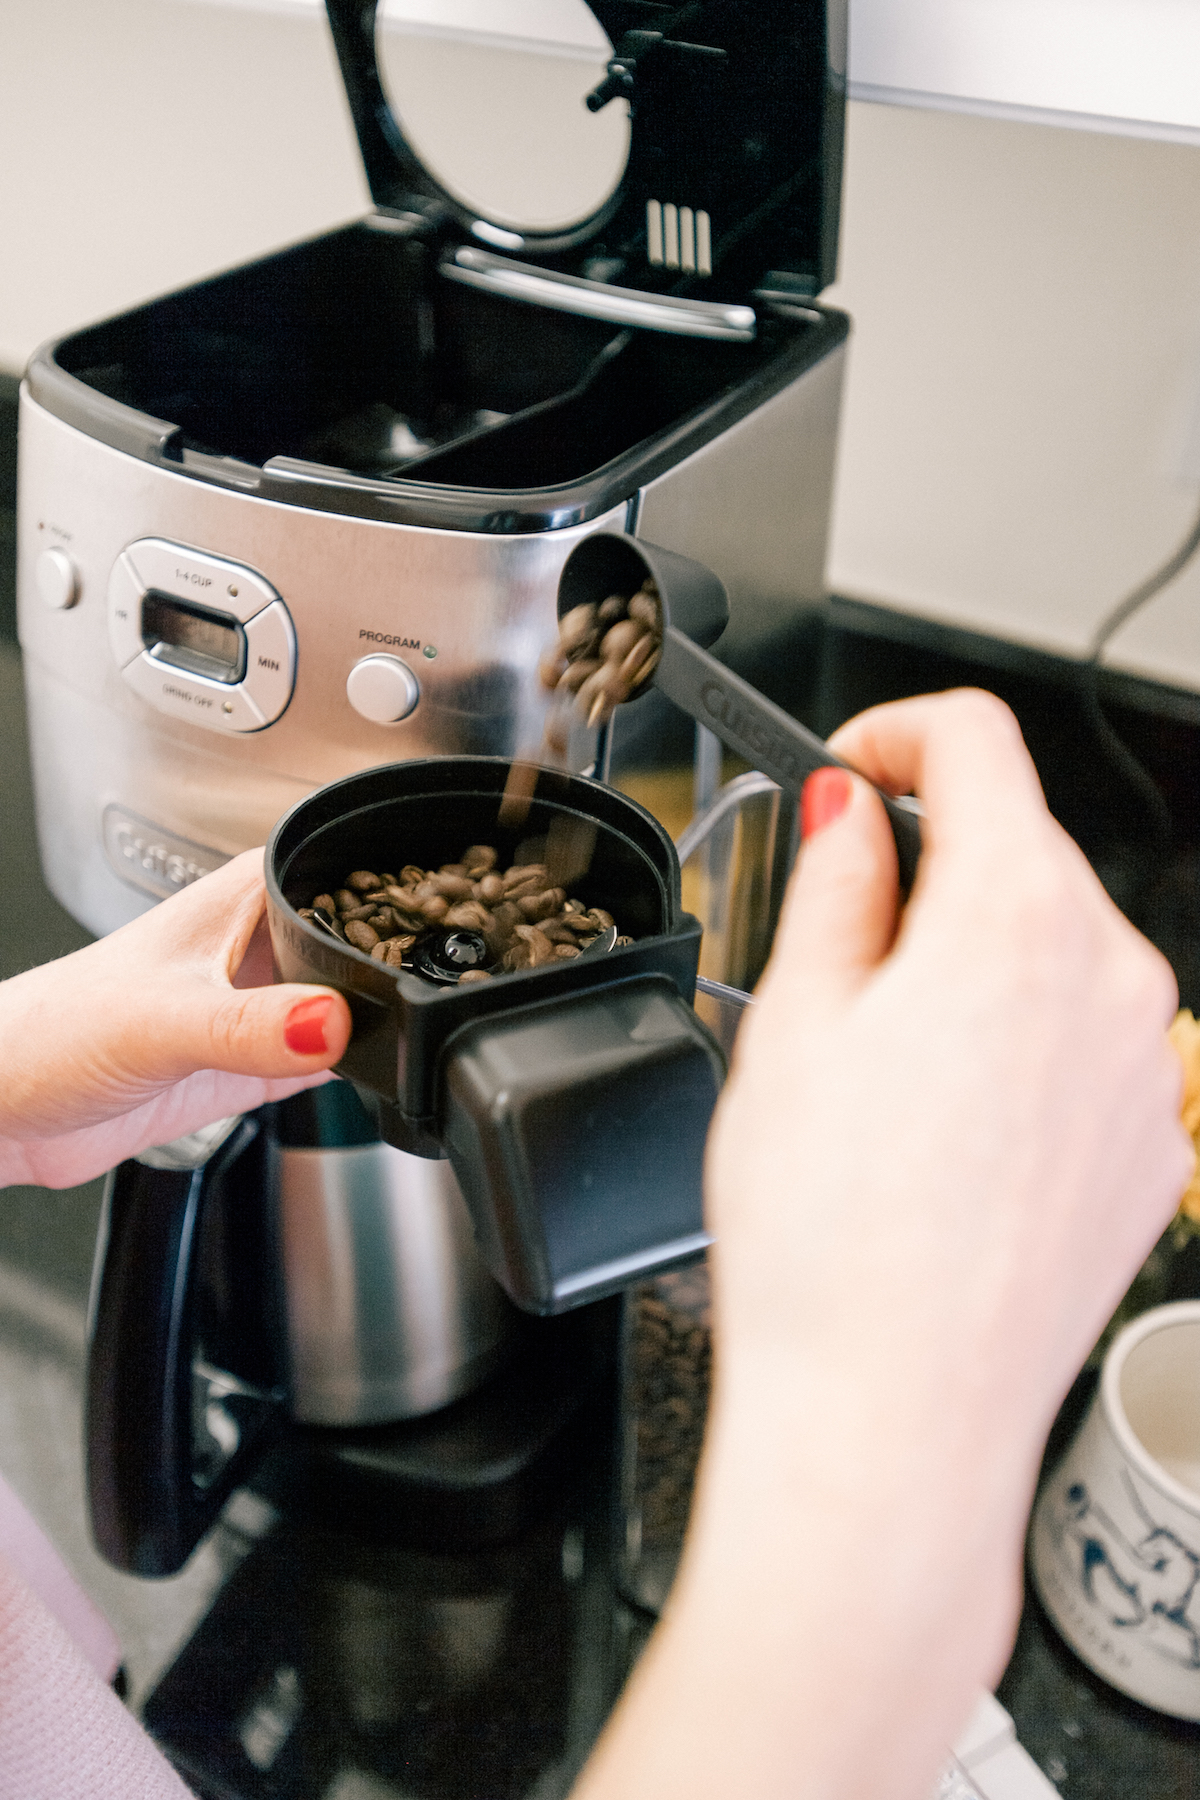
xmin=1054 ymin=1474 xmax=1200 ymax=1670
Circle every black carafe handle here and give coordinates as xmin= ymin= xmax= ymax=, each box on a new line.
xmin=87 ymin=1115 xmax=285 ymax=1577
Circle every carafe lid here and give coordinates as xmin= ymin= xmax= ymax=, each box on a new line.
xmin=325 ymin=0 xmax=846 ymax=338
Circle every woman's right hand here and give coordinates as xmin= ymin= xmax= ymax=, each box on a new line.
xmin=575 ymin=689 xmax=1192 ymax=1800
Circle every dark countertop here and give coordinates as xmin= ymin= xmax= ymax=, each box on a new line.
xmin=5 ymin=368 xmax=1200 ymax=1793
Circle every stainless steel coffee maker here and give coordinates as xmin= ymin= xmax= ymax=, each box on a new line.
xmin=17 ymin=0 xmax=849 ymax=939
xmin=17 ymin=0 xmax=854 ymax=1576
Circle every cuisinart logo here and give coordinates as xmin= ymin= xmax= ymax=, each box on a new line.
xmin=699 ymin=679 xmax=809 ymax=787
xmin=103 ymin=805 xmax=229 ymax=900
xmin=359 ymin=629 xmax=421 ymax=649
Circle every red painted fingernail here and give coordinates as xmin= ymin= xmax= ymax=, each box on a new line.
xmin=800 ymin=767 xmax=853 ymax=838
xmin=285 ymin=995 xmax=334 ymax=1055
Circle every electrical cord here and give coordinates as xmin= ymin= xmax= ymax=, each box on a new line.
xmin=1078 ymin=490 xmax=1200 ymax=849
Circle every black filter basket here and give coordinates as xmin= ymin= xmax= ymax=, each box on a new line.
xmin=266 ymin=759 xmax=724 ymax=1313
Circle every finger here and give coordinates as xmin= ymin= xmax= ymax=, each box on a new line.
xmin=829 ymin=690 xmax=1049 ymax=853
xmin=760 ymin=767 xmax=899 ymax=1014
xmin=13 ymin=1070 xmax=338 ymax=1191
xmin=147 ymin=978 xmax=353 ymax=1082
xmin=113 ymin=848 xmax=271 ymax=977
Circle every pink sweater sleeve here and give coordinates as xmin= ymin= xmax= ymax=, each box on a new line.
xmin=0 ymin=1472 xmax=120 ymax=1684
xmin=0 ymin=1551 xmax=195 ymax=1800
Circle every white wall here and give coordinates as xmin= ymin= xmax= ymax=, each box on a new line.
xmin=0 ymin=0 xmax=367 ymax=370
xmin=5 ymin=1 xmax=1200 ymax=691
xmin=849 ymin=0 xmax=1200 ymax=145
xmin=822 ymin=102 xmax=1200 ymax=687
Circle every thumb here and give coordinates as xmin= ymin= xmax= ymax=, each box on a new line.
xmin=165 ymin=979 xmax=354 ymax=1080
xmin=764 ymin=767 xmax=900 ymax=1014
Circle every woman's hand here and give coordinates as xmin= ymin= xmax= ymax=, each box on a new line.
xmin=0 ymin=850 xmax=351 ymax=1189
xmin=575 ymin=690 xmax=1192 ymax=1800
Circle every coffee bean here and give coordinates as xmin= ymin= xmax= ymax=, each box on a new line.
xmin=599 ymin=618 xmax=643 ymax=663
xmin=346 ymin=870 xmax=382 ymax=893
xmin=333 ymin=889 xmax=359 ymax=913
xmin=373 ymin=936 xmax=414 ymax=969
xmin=517 ymin=887 xmax=566 ymax=922
xmin=344 ymin=920 xmax=380 ymax=952
xmin=619 ymin=633 xmax=660 ymax=689
xmin=312 ymin=893 xmax=336 ymax=917
xmin=556 ymin=657 xmax=602 ymax=696
xmin=478 ymin=873 xmax=505 ymax=905
xmin=541 ymin=919 xmax=580 ymax=944
xmin=458 ymin=968 xmax=492 ymax=984
xmin=443 ymin=900 xmax=491 ymax=931
xmin=502 ymin=863 xmax=549 ymax=892
xmin=558 ymin=602 xmax=600 ymax=657
xmin=461 ymin=845 xmax=498 ymax=874
xmin=513 ymin=923 xmax=554 ymax=966
xmin=428 ymin=873 xmax=473 ymax=900
xmin=538 ymin=645 xmax=568 ymax=690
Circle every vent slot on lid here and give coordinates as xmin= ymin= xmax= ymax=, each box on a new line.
xmin=646 ymin=201 xmax=712 ymax=276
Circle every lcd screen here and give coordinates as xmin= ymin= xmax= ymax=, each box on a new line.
xmin=142 ymin=594 xmax=245 ymax=683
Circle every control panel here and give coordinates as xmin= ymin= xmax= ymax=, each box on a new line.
xmin=107 ymin=539 xmax=296 ymax=733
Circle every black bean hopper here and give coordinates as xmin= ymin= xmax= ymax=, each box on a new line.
xmin=266 ymin=756 xmax=723 ymax=1316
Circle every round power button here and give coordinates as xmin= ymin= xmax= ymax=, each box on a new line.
xmin=36 ymin=547 xmax=80 ymax=610
xmin=346 ymin=655 xmax=421 ymax=724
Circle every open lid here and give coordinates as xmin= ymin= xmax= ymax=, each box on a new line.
xmin=325 ymin=0 xmax=846 ymax=340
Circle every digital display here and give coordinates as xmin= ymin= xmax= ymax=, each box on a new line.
xmin=142 ymin=593 xmax=244 ymax=683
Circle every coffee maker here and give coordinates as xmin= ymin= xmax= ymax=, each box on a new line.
xmin=17 ymin=0 xmax=851 ymax=1580
xmin=17 ymin=0 xmax=848 ymax=938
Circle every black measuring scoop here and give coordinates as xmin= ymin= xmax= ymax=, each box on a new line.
xmin=557 ymin=531 xmax=922 ymax=892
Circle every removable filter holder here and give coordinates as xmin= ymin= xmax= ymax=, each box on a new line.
xmin=266 ymin=758 xmax=725 ymax=1312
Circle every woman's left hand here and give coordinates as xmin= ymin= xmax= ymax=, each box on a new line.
xmin=0 ymin=850 xmax=352 ymax=1188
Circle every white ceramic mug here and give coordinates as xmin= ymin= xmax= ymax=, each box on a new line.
xmin=1029 ymin=1300 xmax=1200 ymax=1719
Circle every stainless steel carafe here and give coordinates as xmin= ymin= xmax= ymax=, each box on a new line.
xmin=270 ymin=1094 xmax=511 ymax=1428
xmin=87 ymin=1082 xmax=514 ymax=1576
